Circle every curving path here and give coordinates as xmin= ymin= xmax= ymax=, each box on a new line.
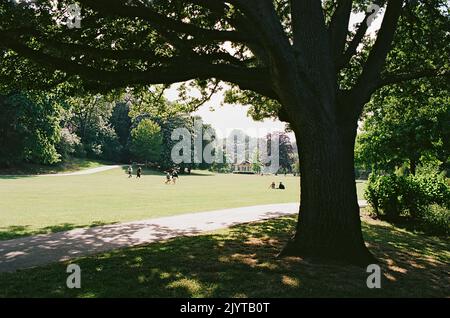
xmin=42 ymin=165 xmax=122 ymax=177
xmin=0 ymin=201 xmax=368 ymax=273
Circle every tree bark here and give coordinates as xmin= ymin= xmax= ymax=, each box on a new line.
xmin=410 ymin=159 xmax=417 ymax=176
xmin=279 ymin=107 xmax=376 ymax=267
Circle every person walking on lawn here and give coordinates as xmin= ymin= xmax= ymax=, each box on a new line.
xmin=171 ymin=169 xmax=179 ymax=184
xmin=136 ymin=167 xmax=142 ymax=178
xmin=165 ymin=171 xmax=172 ymax=184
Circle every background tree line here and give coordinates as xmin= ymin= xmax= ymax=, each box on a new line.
xmin=0 ymin=89 xmax=298 ymax=175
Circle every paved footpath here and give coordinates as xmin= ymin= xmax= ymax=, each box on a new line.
xmin=42 ymin=165 xmax=122 ymax=176
xmin=0 ymin=165 xmax=122 ymax=178
xmin=0 ymin=201 xmax=367 ymax=273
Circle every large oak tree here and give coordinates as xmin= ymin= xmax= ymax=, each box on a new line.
xmin=0 ymin=0 xmax=448 ymax=265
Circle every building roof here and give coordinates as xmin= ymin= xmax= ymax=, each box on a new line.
xmin=233 ymin=160 xmax=252 ymax=165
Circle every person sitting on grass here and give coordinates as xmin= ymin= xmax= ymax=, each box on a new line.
xmin=127 ymin=165 xmax=133 ymax=178
xmin=136 ymin=167 xmax=142 ymax=178
xmin=269 ymin=181 xmax=276 ymax=189
xmin=278 ymin=182 xmax=285 ymax=190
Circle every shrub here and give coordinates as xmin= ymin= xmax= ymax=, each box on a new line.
xmin=414 ymin=172 xmax=450 ymax=208
xmin=419 ymin=204 xmax=450 ymax=236
xmin=365 ymin=169 xmax=450 ymax=221
xmin=365 ymin=173 xmax=404 ymax=219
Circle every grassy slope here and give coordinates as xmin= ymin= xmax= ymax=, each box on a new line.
xmin=0 ymin=158 xmax=109 ymax=176
xmin=0 ymin=168 xmax=305 ymax=239
xmin=0 ymin=214 xmax=448 ymax=298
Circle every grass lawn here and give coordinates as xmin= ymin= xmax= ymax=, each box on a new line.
xmin=0 ymin=168 xmax=368 ymax=240
xmin=0 ymin=168 xmax=309 ymax=240
xmin=0 ymin=213 xmax=447 ymax=298
xmin=0 ymin=158 xmax=109 ymax=176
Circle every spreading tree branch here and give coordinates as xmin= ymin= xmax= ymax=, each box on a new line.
xmin=376 ymin=68 xmax=450 ymax=90
xmin=350 ymin=0 xmax=403 ymax=112
xmin=337 ymin=0 xmax=386 ymax=71
xmin=0 ymin=31 xmax=276 ymax=99
xmin=78 ymin=0 xmax=253 ymax=45
xmin=328 ymin=0 xmax=353 ymax=70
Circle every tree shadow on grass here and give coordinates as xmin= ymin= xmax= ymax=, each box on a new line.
xmin=362 ymin=219 xmax=450 ymax=295
xmin=0 ymin=175 xmax=35 ymax=180
xmin=0 ymin=216 xmax=448 ymax=298
xmin=0 ymin=221 xmax=116 ymax=241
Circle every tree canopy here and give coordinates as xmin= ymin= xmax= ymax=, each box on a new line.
xmin=0 ymin=0 xmax=448 ymax=109
xmin=130 ymin=118 xmax=163 ymax=163
xmin=356 ymin=78 xmax=450 ymax=174
xmin=0 ymin=92 xmax=61 ymax=166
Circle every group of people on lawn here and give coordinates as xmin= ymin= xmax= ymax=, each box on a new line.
xmin=127 ymin=165 xmax=179 ymax=184
xmin=165 ymin=169 xmax=179 ymax=184
xmin=127 ymin=165 xmax=142 ymax=178
xmin=127 ymin=165 xmax=285 ymax=189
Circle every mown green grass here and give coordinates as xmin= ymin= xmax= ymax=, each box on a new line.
xmin=0 ymin=215 xmax=447 ymax=298
xmin=0 ymin=168 xmax=304 ymax=239
xmin=0 ymin=167 xmax=367 ymax=240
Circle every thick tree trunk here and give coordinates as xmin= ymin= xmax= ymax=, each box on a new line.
xmin=279 ymin=114 xmax=376 ymax=266
xmin=410 ymin=159 xmax=417 ymax=176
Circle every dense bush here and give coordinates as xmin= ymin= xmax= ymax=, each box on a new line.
xmin=419 ymin=204 xmax=450 ymax=236
xmin=365 ymin=168 xmax=450 ymax=234
xmin=414 ymin=170 xmax=450 ymax=208
xmin=365 ymin=173 xmax=404 ymax=219
xmin=0 ymin=93 xmax=61 ymax=166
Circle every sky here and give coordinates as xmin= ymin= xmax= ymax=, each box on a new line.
xmin=165 ymin=85 xmax=290 ymax=139
xmin=164 ymin=8 xmax=385 ymax=140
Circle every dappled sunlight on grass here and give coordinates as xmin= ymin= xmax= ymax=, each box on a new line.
xmin=383 ymin=272 xmax=397 ymax=282
xmin=167 ymin=278 xmax=204 ymax=296
xmin=0 ymin=216 xmax=448 ymax=298
xmin=0 ymin=221 xmax=116 ymax=241
xmin=361 ymin=217 xmax=449 ymax=296
xmin=229 ymin=253 xmax=258 ymax=266
xmin=281 ymin=275 xmax=300 ymax=288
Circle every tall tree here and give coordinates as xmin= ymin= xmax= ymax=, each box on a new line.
xmin=130 ymin=118 xmax=163 ymax=163
xmin=270 ymin=131 xmax=294 ymax=173
xmin=0 ymin=92 xmax=61 ymax=166
xmin=64 ymin=94 xmax=122 ymax=160
xmin=110 ymin=101 xmax=132 ymax=149
xmin=1 ymin=0 xmax=448 ymax=265
xmin=356 ymin=79 xmax=450 ymax=175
